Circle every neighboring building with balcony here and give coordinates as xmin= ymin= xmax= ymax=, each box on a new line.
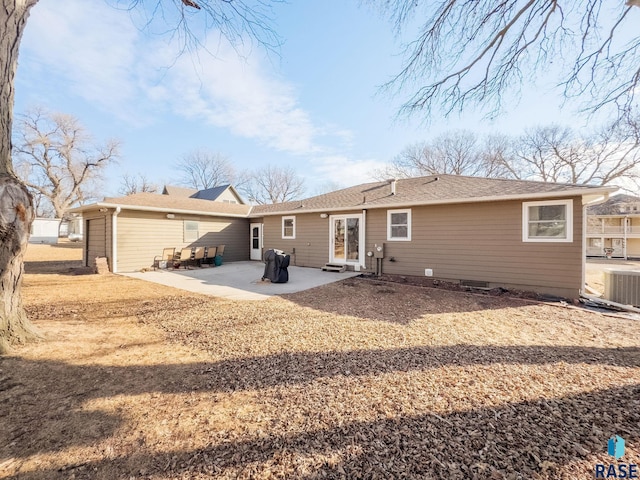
xmin=587 ymin=194 xmax=640 ymax=258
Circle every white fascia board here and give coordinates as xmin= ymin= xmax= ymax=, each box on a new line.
xmin=69 ymin=202 xmax=249 ymax=218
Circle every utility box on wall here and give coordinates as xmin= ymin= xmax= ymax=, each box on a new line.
xmin=374 ymin=243 xmax=385 ymax=258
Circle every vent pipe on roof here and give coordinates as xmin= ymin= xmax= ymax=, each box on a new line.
xmin=390 ymin=178 xmax=397 ymax=195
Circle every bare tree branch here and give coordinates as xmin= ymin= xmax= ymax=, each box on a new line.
xmin=12 ymin=107 xmax=120 ymax=218
xmin=174 ymin=149 xmax=235 ymax=189
xmin=376 ymin=0 xmax=640 ymax=123
xmin=239 ymin=164 xmax=305 ymax=204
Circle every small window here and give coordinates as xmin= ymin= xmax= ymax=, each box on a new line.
xmin=282 ymin=216 xmax=296 ymax=239
xmin=387 ymin=209 xmax=411 ymax=241
xmin=522 ymin=200 xmax=573 ymax=242
xmin=184 ymin=220 xmax=199 ymax=242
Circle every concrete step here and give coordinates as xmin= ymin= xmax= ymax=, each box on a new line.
xmin=322 ymin=263 xmax=346 ymax=273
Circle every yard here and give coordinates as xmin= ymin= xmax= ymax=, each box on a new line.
xmin=1 ymin=244 xmax=639 ymax=479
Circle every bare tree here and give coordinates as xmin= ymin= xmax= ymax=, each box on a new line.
xmin=13 ymin=107 xmax=119 ymax=218
xmin=240 ymin=165 xmax=305 ymax=204
xmin=174 ymin=149 xmax=235 ymax=189
xmin=375 ymin=130 xmax=507 ymax=179
xmin=502 ymin=122 xmax=640 ymax=186
xmin=119 ymin=173 xmax=158 ymax=195
xmin=0 ymin=0 xmax=281 ymax=353
xmin=376 ymin=1 xmax=640 ymax=123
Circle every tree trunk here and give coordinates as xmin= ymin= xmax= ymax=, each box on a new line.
xmin=1 ymin=0 xmax=40 ymax=354
xmin=0 ymin=175 xmax=37 ymax=353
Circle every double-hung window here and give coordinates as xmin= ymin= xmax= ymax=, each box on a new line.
xmin=183 ymin=221 xmax=199 ymax=242
xmin=387 ymin=209 xmax=411 ymax=241
xmin=282 ymin=216 xmax=296 ymax=239
xmin=522 ymin=200 xmax=573 ymax=242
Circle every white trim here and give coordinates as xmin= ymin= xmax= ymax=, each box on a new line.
xmin=112 ymin=207 xmax=121 ymax=273
xmin=250 ymin=222 xmax=263 ymax=260
xmin=282 ymin=215 xmax=296 ymax=239
xmin=387 ymin=208 xmax=412 ymax=241
xmin=329 ymin=214 xmax=364 ymax=265
xmin=69 ymin=203 xmax=249 ymax=218
xmin=522 ymin=199 xmax=573 ymax=243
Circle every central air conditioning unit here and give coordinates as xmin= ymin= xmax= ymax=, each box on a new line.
xmin=604 ymin=270 xmax=640 ymax=307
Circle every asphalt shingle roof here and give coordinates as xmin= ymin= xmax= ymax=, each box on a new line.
xmin=101 ymin=192 xmax=251 ymax=216
xmin=588 ymin=193 xmax=640 ymax=215
xmin=251 ymin=174 xmax=612 ymax=216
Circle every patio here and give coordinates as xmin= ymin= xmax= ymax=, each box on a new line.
xmin=122 ymin=261 xmax=360 ymax=300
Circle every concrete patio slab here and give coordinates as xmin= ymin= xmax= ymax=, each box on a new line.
xmin=121 ymin=261 xmax=361 ymax=300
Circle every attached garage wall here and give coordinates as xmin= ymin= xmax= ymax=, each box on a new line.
xmin=116 ymin=210 xmax=250 ymax=272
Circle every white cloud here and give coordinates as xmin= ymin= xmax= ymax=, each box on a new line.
xmin=311 ymin=155 xmax=387 ymax=186
xmin=20 ymin=0 xmax=351 ymax=155
xmin=22 ymin=0 xmax=145 ymax=122
xmin=151 ymin=43 xmax=321 ymax=154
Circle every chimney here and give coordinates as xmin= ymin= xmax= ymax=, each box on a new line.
xmin=390 ymin=178 xmax=397 ymax=195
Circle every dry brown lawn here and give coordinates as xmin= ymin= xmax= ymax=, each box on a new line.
xmin=1 ymin=244 xmax=639 ymax=479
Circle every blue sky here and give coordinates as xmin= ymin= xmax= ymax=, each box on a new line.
xmin=14 ymin=0 xmax=623 ymax=198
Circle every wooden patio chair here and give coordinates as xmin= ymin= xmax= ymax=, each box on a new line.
xmin=153 ymin=247 xmax=175 ymax=270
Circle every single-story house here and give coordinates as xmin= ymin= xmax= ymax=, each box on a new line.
xmin=586 ymin=194 xmax=640 ymax=259
xmin=29 ymin=218 xmax=61 ymax=244
xmin=71 ymin=175 xmax=616 ymax=299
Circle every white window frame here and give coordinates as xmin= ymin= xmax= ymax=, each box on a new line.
xmin=282 ymin=216 xmax=296 ymax=239
xmin=522 ymin=199 xmax=573 ymax=243
xmin=183 ymin=220 xmax=199 ymax=242
xmin=387 ymin=208 xmax=412 ymax=241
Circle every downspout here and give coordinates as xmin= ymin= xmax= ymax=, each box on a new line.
xmin=361 ymin=209 xmax=367 ymax=272
xmin=112 ymin=206 xmax=121 ymax=273
xmin=581 ymin=204 xmax=587 ymax=296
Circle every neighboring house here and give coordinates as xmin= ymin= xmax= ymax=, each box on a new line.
xmin=71 ymin=176 xmax=615 ymax=299
xmin=162 ymin=184 xmax=245 ymax=204
xmin=586 ymin=194 xmax=640 ymax=259
xmin=251 ymin=175 xmax=615 ymax=299
xmin=29 ymin=218 xmax=61 ymax=244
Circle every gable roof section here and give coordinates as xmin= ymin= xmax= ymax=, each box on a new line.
xmin=251 ymin=174 xmax=616 ymax=216
xmin=162 ymin=184 xmax=246 ymax=204
xmin=162 ymin=185 xmax=198 ymax=197
xmin=588 ymin=193 xmax=640 ymax=215
xmin=70 ymin=192 xmax=250 ymax=217
xmin=192 ymin=184 xmax=245 ymax=204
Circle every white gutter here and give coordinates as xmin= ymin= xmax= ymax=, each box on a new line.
xmin=250 ymin=187 xmax=619 ymax=217
xmin=70 ymin=203 xmax=249 ymax=219
xmin=112 ymin=206 xmax=121 ymax=273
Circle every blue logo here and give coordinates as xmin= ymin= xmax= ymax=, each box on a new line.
xmin=609 ymin=435 xmax=626 ymax=460
xmin=595 ymin=436 xmax=638 ymax=479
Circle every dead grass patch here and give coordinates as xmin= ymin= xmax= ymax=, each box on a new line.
xmin=1 ymin=245 xmax=639 ymax=479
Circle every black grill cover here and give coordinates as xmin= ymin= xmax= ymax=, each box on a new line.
xmin=262 ymin=249 xmax=290 ymax=283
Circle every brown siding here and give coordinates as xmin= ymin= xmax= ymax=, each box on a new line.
xmin=365 ymin=197 xmax=583 ymax=298
xmin=116 ymin=210 xmax=250 ymax=272
xmin=260 ymin=197 xmax=584 ymax=298
xmin=261 ymin=212 xmax=355 ymax=267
